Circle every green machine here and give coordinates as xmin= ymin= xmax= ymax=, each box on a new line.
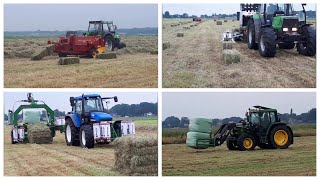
xmin=246 ymin=3 xmax=316 ymax=57
xmin=187 ymin=106 xmax=294 ymax=151
xmin=8 ymin=93 xmax=64 ymax=144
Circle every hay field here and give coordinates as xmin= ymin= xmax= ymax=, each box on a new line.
xmin=4 ymin=121 xmax=158 ymax=176
xmin=163 ymin=19 xmax=316 ymax=88
xmin=4 ymin=36 xmax=158 ymax=88
xmin=162 ymin=136 xmax=316 ymax=176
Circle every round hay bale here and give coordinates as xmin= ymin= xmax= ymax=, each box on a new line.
xmin=163 ymin=41 xmax=171 ymax=50
xmin=222 ymin=41 xmax=234 ymax=50
xmin=177 ymin=33 xmax=184 ymax=37
xmin=28 ymin=124 xmax=53 ymax=144
xmin=96 ymin=52 xmax=117 ymax=59
xmin=58 ymin=57 xmax=80 ymax=65
xmin=216 ymin=21 xmax=223 ymax=25
xmin=223 ymin=49 xmax=241 ymax=65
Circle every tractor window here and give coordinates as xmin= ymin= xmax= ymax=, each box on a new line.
xmin=266 ymin=4 xmax=278 ymax=15
xmin=261 ymin=112 xmax=271 ymax=128
xmin=250 ymin=113 xmax=260 ymax=124
xmin=270 ymin=112 xmax=276 ymax=123
xmin=84 ymin=98 xmax=104 ymax=112
xmin=75 ymin=100 xmax=82 ymax=114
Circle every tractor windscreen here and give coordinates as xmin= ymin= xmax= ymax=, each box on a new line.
xmin=84 ymin=97 xmax=104 ymax=112
xmin=249 ymin=112 xmax=260 ymax=124
xmin=89 ymin=23 xmax=102 ymax=33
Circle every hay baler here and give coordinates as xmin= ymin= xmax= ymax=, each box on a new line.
xmin=50 ymin=33 xmax=106 ymax=58
xmin=187 ymin=106 xmax=294 ymax=151
xmin=8 ymin=93 xmax=64 ymax=144
xmin=65 ymin=94 xmax=135 ymax=149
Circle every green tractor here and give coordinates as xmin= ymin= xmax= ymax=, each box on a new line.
xmin=187 ymin=106 xmax=294 ymax=151
xmin=86 ymin=20 xmax=126 ymax=51
xmin=247 ymin=3 xmax=316 ymax=57
xmin=8 ymin=93 xmax=64 ymax=144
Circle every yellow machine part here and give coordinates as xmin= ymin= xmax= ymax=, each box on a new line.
xmin=274 ymin=130 xmax=289 ymax=146
xmin=97 ymin=46 xmax=106 ymax=54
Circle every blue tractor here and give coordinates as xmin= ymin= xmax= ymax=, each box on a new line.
xmin=64 ymin=94 xmax=135 ymax=148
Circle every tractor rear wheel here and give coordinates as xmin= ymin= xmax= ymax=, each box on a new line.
xmin=269 ymin=125 xmax=293 ymax=149
xmin=89 ymin=49 xmax=97 ymax=58
xmin=247 ymin=20 xmax=258 ymax=49
xmin=226 ymin=137 xmax=238 ymax=150
xmin=105 ymin=35 xmax=115 ymax=51
xmin=237 ymin=134 xmax=257 ymax=151
xmin=80 ymin=125 xmax=94 ymax=149
xmin=278 ymin=42 xmax=295 ymax=49
xmin=258 ymin=28 xmax=277 ymax=57
xmin=65 ymin=119 xmax=80 ymax=146
xmin=297 ymin=26 xmax=316 ymax=56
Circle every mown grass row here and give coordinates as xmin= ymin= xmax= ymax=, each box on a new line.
xmin=162 ymin=123 xmax=316 ymax=144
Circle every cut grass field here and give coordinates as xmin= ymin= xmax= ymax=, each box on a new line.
xmin=4 ymin=121 xmax=157 ymax=176
xmin=4 ymin=36 xmax=158 ymax=88
xmin=132 ymin=116 xmax=158 ymax=126
xmin=163 ymin=19 xmax=316 ymax=88
xmin=162 ymin=136 xmax=316 ymax=176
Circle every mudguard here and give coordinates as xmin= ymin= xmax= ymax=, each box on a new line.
xmin=65 ymin=114 xmax=81 ymax=128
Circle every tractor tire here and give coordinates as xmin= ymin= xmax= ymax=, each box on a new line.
xmin=11 ymin=130 xmax=17 ymax=144
xmin=297 ymin=26 xmax=316 ymax=56
xmin=105 ymin=35 xmax=115 ymax=51
xmin=258 ymin=143 xmax=275 ymax=149
xmin=247 ymin=20 xmax=258 ymax=49
xmin=269 ymin=125 xmax=293 ymax=149
xmin=65 ymin=119 xmax=80 ymax=146
xmin=258 ymin=28 xmax=277 ymax=57
xmin=226 ymin=137 xmax=238 ymax=150
xmin=278 ymin=42 xmax=295 ymax=49
xmin=80 ymin=125 xmax=94 ymax=149
xmin=237 ymin=133 xmax=257 ymax=151
xmin=89 ymin=49 xmax=97 ymax=58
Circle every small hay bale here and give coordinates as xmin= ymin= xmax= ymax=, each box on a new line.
xmin=190 ymin=25 xmax=194 ymax=27
xmin=163 ymin=41 xmax=170 ymax=50
xmin=216 ymin=21 xmax=223 ymax=25
xmin=214 ymin=19 xmax=217 ymax=21
xmin=222 ymin=41 xmax=234 ymax=50
xmin=31 ymin=44 xmax=55 ymax=61
xmin=177 ymin=33 xmax=184 ymax=37
xmin=28 ymin=124 xmax=53 ymax=144
xmin=183 ymin=27 xmax=190 ymax=30
xmin=96 ymin=53 xmax=117 ymax=59
xmin=224 ymin=20 xmax=228 ymax=22
xmin=150 ymin=50 xmax=158 ymax=55
xmin=223 ymin=49 xmax=241 ymax=65
xmin=171 ymin=24 xmax=175 ymax=27
xmin=58 ymin=57 xmax=80 ymax=65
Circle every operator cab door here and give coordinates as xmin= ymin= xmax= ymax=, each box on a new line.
xmin=259 ymin=111 xmax=277 ymax=136
xmin=74 ymin=100 xmax=82 ymax=122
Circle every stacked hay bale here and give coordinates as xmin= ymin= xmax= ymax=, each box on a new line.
xmin=186 ymin=118 xmax=212 ymax=149
xmin=216 ymin=21 xmax=223 ymax=25
xmin=58 ymin=57 xmax=80 ymax=65
xmin=177 ymin=33 xmax=184 ymax=37
xmin=223 ymin=49 xmax=241 ymax=65
xmin=113 ymin=136 xmax=158 ymax=176
xmin=31 ymin=44 xmax=55 ymax=60
xmin=222 ymin=41 xmax=234 ymax=50
xmin=28 ymin=124 xmax=53 ymax=144
xmin=163 ymin=41 xmax=171 ymax=50
xmin=96 ymin=53 xmax=117 ymax=59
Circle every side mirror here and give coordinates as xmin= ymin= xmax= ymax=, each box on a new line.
xmin=114 ymin=96 xmax=118 ymax=102
xmin=70 ymin=97 xmax=75 ymax=106
xmin=302 ymin=3 xmax=306 ymax=6
xmin=114 ymin=25 xmax=117 ymax=30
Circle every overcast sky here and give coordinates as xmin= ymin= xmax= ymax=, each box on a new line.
xmin=4 ymin=4 xmax=158 ymax=31
xmin=4 ymin=92 xmax=157 ymax=113
xmin=163 ymin=92 xmax=316 ymax=120
xmin=163 ymin=3 xmax=315 ymax=16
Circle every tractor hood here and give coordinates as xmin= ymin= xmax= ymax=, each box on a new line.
xmin=90 ymin=112 xmax=112 ymax=122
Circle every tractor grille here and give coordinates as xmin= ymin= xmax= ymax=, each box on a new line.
xmin=283 ymin=18 xmax=299 ymax=28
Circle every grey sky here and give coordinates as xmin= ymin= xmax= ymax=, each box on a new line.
xmin=163 ymin=4 xmax=315 ymax=16
xmin=4 ymin=92 xmax=157 ymax=113
xmin=163 ymin=92 xmax=316 ymax=119
xmin=4 ymin=4 xmax=158 ymax=31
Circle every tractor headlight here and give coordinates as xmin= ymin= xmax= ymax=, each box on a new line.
xmin=283 ymin=28 xmax=289 ymax=32
xmin=292 ymin=27 xmax=298 ymax=32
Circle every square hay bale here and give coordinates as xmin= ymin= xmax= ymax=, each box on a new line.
xmin=163 ymin=41 xmax=170 ymax=50
xmin=223 ymin=49 xmax=241 ymax=65
xmin=150 ymin=50 xmax=158 ymax=55
xmin=171 ymin=24 xmax=175 ymax=27
xmin=28 ymin=124 xmax=53 ymax=144
xmin=224 ymin=20 xmax=228 ymax=22
xmin=96 ymin=53 xmax=117 ymax=59
xmin=214 ymin=19 xmax=217 ymax=21
xmin=183 ymin=27 xmax=190 ymax=30
xmin=190 ymin=25 xmax=194 ymax=27
xmin=216 ymin=21 xmax=223 ymax=25
xmin=177 ymin=33 xmax=184 ymax=37
xmin=222 ymin=41 xmax=234 ymax=50
xmin=31 ymin=44 xmax=55 ymax=61
xmin=58 ymin=57 xmax=80 ymax=65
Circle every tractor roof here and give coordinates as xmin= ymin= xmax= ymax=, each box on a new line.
xmin=73 ymin=94 xmax=101 ymax=100
xmin=250 ymin=105 xmax=277 ymax=113
xmin=89 ymin=20 xmax=113 ymax=24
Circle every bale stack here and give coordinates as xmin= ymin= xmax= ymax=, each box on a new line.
xmin=222 ymin=41 xmax=234 ymax=50
xmin=113 ymin=136 xmax=158 ymax=176
xmin=58 ymin=57 xmax=80 ymax=65
xmin=163 ymin=41 xmax=171 ymax=50
xmin=216 ymin=21 xmax=223 ymax=25
xmin=177 ymin=33 xmax=184 ymax=37
xmin=96 ymin=53 xmax=117 ymax=59
xmin=28 ymin=124 xmax=53 ymax=144
xmin=186 ymin=118 xmax=213 ymax=149
xmin=31 ymin=44 xmax=55 ymax=60
xmin=223 ymin=49 xmax=241 ymax=65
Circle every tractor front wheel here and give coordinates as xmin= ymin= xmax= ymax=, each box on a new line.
xmin=247 ymin=20 xmax=258 ymax=49
xmin=278 ymin=42 xmax=295 ymax=49
xmin=65 ymin=119 xmax=80 ymax=146
xmin=226 ymin=137 xmax=238 ymax=150
xmin=269 ymin=125 xmax=293 ymax=149
xmin=89 ymin=49 xmax=97 ymax=58
xmin=237 ymin=134 xmax=257 ymax=151
xmin=80 ymin=125 xmax=94 ymax=149
xmin=258 ymin=28 xmax=277 ymax=57
xmin=297 ymin=26 xmax=316 ymax=56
